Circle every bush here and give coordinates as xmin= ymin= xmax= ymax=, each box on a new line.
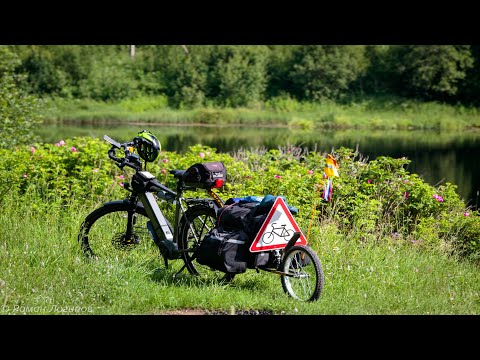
xmin=265 ymin=94 xmax=302 ymax=112
xmin=118 ymin=95 xmax=169 ymax=113
xmin=288 ymin=118 xmax=314 ymax=130
xmin=2 ymin=137 xmax=479 ymax=260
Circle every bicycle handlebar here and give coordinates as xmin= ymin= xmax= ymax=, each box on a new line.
xmin=104 ymin=135 xmax=140 ymax=171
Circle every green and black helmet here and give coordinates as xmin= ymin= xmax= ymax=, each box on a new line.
xmin=134 ymin=130 xmax=161 ymax=162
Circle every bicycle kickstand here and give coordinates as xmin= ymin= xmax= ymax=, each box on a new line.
xmin=173 ymin=263 xmax=187 ymax=279
xmin=161 ymin=252 xmax=169 ymax=269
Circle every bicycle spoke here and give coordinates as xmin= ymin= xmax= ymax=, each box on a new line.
xmin=281 ymin=246 xmax=323 ymax=302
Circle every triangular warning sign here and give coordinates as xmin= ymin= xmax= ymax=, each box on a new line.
xmin=249 ymin=197 xmax=307 ymax=253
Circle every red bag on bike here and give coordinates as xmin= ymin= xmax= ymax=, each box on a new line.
xmin=182 ymin=162 xmax=227 ymax=189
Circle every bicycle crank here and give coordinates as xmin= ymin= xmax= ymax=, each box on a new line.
xmin=111 ymin=232 xmax=140 ymax=250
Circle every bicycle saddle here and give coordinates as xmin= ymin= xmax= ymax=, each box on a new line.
xmin=169 ymin=170 xmax=186 ymax=179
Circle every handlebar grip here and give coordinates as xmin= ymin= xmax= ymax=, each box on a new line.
xmin=108 ymin=148 xmax=122 ymax=163
xmin=104 ymin=135 xmax=121 ymax=149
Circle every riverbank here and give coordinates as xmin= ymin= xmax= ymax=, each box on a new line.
xmin=43 ymin=96 xmax=480 ymax=131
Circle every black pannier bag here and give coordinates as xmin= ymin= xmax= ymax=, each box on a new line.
xmin=196 ymin=227 xmax=249 ymax=274
xmin=182 ymin=162 xmax=227 ymax=189
xmin=216 ymin=202 xmax=260 ymax=231
xmin=247 ymin=250 xmax=270 ymax=269
xmin=215 ymin=202 xmax=272 ymax=269
xmin=217 ymin=201 xmax=271 ymax=239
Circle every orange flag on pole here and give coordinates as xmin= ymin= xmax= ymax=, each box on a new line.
xmin=324 ymin=154 xmax=339 ymax=178
xmin=322 ymin=154 xmax=339 ymax=202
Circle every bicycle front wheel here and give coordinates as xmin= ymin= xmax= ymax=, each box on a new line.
xmin=280 ymin=245 xmax=324 ymax=302
xmin=78 ymin=201 xmax=160 ymax=263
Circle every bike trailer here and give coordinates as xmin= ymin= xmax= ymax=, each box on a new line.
xmin=196 ymin=226 xmax=271 ymax=274
xmin=196 ymin=195 xmax=298 ymax=274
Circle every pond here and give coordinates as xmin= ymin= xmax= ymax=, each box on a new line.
xmin=35 ymin=122 xmax=480 ymax=209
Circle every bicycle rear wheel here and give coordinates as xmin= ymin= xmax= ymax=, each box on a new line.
xmin=178 ymin=205 xmax=232 ymax=280
xmin=280 ymin=245 xmax=324 ymax=302
xmin=78 ymin=201 xmax=160 ymax=263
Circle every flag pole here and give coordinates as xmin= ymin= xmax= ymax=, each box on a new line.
xmin=306 ymin=179 xmax=325 ymax=241
xmin=306 ymin=154 xmax=339 ymax=242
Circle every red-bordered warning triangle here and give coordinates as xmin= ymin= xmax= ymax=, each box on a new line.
xmin=249 ymin=197 xmax=307 ymax=253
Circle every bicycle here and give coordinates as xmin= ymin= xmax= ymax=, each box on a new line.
xmin=261 ymin=222 xmax=295 ymax=244
xmin=78 ymin=131 xmax=324 ymax=302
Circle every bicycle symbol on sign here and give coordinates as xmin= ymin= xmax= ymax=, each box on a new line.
xmin=261 ymin=222 xmax=295 ymax=244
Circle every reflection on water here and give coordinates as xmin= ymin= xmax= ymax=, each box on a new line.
xmin=35 ymin=122 xmax=480 ymax=208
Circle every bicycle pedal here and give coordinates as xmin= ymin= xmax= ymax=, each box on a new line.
xmin=125 ymin=238 xmax=140 ymax=244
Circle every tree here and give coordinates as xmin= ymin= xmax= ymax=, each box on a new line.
xmin=207 ymin=45 xmax=270 ymax=107
xmin=458 ymin=45 xmax=480 ymax=106
xmin=395 ymin=45 xmax=474 ymax=100
xmin=355 ymin=45 xmax=394 ymax=96
xmin=77 ymin=52 xmax=138 ymax=101
xmin=20 ymin=50 xmax=68 ymax=95
xmin=265 ymin=45 xmax=299 ymax=98
xmin=0 ymin=46 xmax=43 ymax=148
xmin=289 ymin=45 xmax=368 ymax=101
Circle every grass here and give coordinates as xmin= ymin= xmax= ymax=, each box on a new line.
xmin=42 ymin=95 xmax=480 ymax=131
xmin=1 ymin=191 xmax=479 ymax=315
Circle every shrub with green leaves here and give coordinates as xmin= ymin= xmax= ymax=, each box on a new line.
xmin=1 ymin=137 xmax=479 ymax=260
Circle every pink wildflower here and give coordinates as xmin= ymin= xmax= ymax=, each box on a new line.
xmin=199 ymin=152 xmax=205 ymax=158
xmin=367 ymin=179 xmax=372 ymax=184
xmin=30 ymin=146 xmax=35 ymax=154
xmin=55 ymin=140 xmax=65 ymax=146
xmin=119 ymin=183 xmax=124 ymax=187
xmin=23 ymin=174 xmax=28 ymax=178
xmin=92 ymin=168 xmax=99 ymax=173
xmin=163 ymin=159 xmax=169 ymax=163
xmin=275 ymin=175 xmax=282 ymax=179
xmin=464 ymin=212 xmax=470 ymax=217
xmin=161 ymin=168 xmax=167 ymax=175
xmin=71 ymin=147 xmax=77 ymax=152
xmin=433 ymin=194 xmax=443 ymax=202
xmin=118 ymin=175 xmax=125 ymax=180
xmin=404 ymin=192 xmax=409 ymax=199
xmin=308 ymin=170 xmax=314 ymax=175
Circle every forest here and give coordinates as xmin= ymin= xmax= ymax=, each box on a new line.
xmin=6 ymin=45 xmax=480 ymax=107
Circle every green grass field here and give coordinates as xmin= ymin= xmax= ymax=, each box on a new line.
xmin=1 ymin=193 xmax=479 ymax=315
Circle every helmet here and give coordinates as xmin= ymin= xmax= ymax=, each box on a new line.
xmin=134 ymin=130 xmax=161 ymax=162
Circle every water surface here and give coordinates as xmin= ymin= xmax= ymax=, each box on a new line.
xmin=35 ymin=123 xmax=480 ymax=208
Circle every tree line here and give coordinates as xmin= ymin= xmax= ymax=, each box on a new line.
xmin=3 ymin=45 xmax=480 ymax=107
